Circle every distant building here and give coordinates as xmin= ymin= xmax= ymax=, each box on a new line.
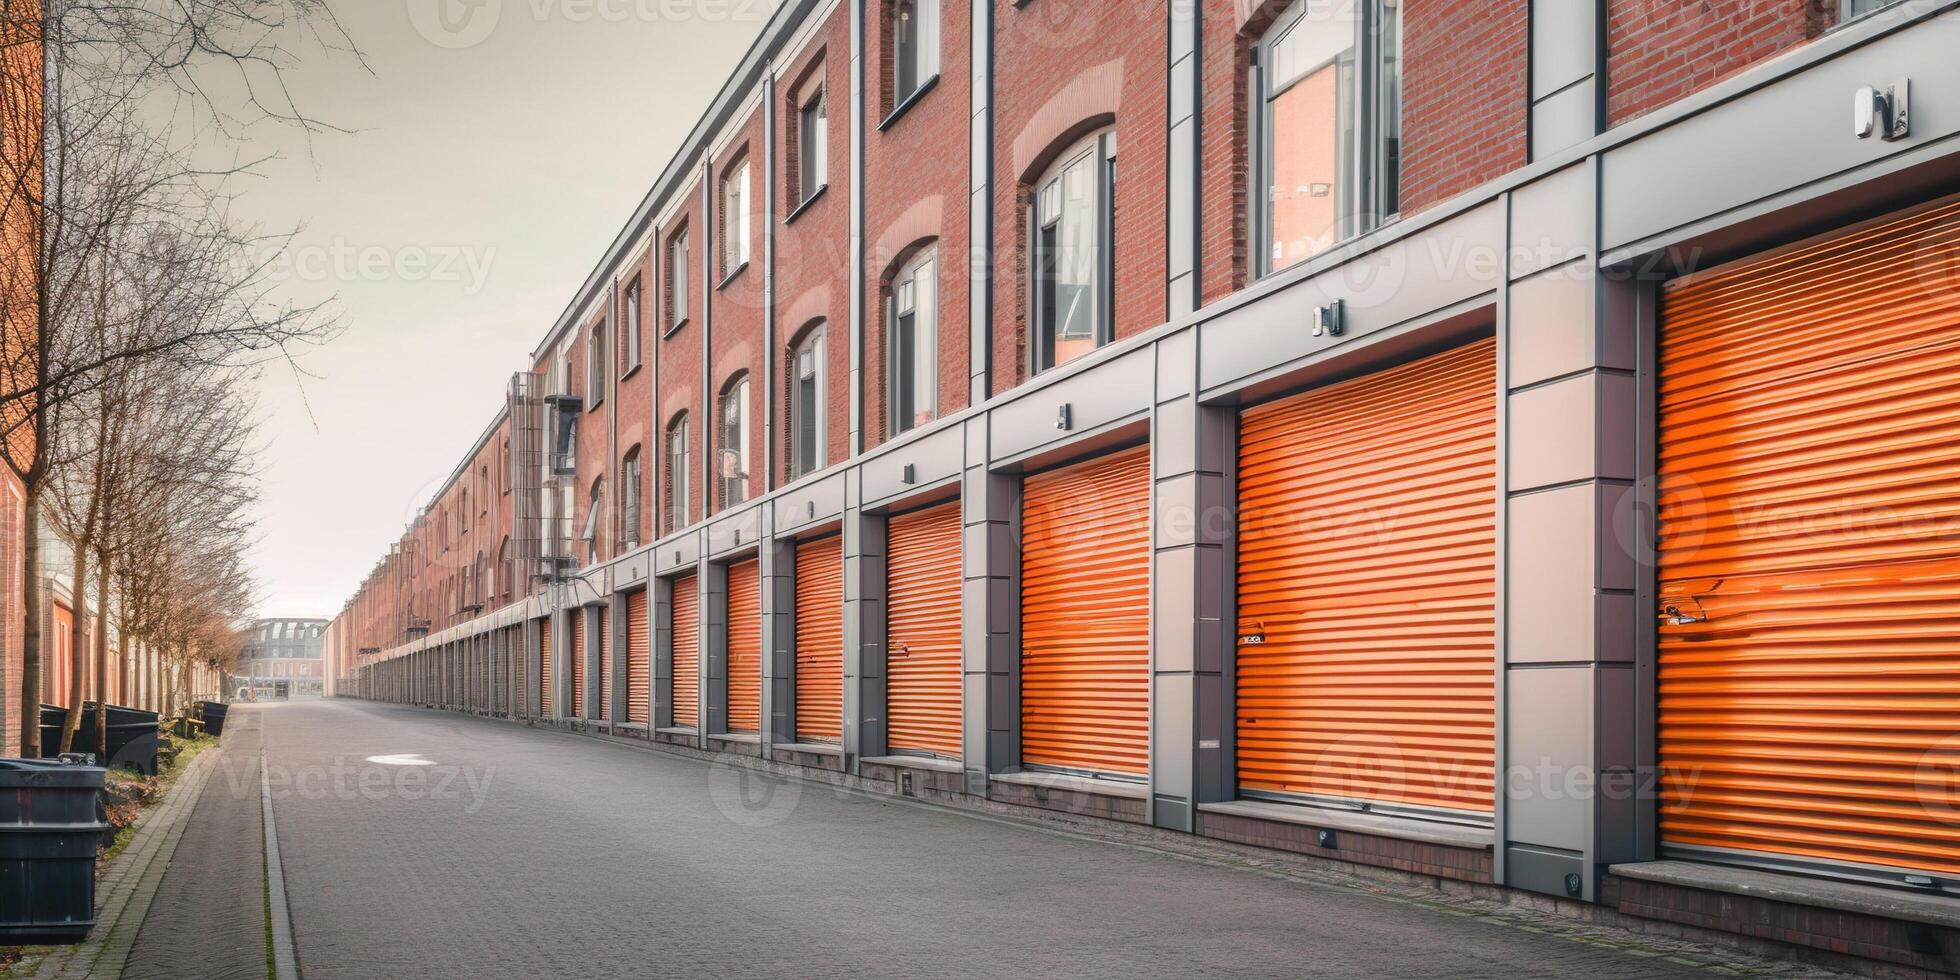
xmin=235 ymin=618 xmax=328 ymax=699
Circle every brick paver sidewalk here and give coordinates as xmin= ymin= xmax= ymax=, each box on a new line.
xmin=22 ymin=745 xmax=223 ymax=980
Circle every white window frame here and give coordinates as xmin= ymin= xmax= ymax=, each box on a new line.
xmin=719 ymin=375 xmax=751 ymax=508
xmin=621 ymin=448 xmax=642 ymax=549
xmin=1030 ymin=130 xmax=1116 ymax=375
xmin=622 ymin=280 xmax=642 ymax=374
xmin=586 ymin=320 xmax=606 ymax=409
xmin=1252 ymin=0 xmax=1401 ymax=278
xmin=667 ymin=414 xmax=690 ymax=532
xmin=668 ymin=229 xmax=690 ymax=328
xmin=790 ymin=326 xmax=827 ymax=479
xmin=721 ymin=160 xmax=751 ymax=277
xmin=799 ymin=86 xmax=828 ymax=202
xmin=888 ymin=246 xmax=938 ymax=436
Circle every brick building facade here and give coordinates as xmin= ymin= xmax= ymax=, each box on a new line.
xmin=331 ymin=2 xmax=1960 ymax=973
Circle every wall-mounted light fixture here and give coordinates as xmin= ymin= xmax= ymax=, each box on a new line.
xmin=1854 ymin=79 xmax=1910 ymax=141
xmin=901 ymin=463 xmax=916 ymax=485
xmin=1310 ymin=300 xmax=1345 ymax=338
xmin=1055 ymin=404 xmax=1073 ymax=431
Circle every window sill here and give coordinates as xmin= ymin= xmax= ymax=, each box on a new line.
xmin=784 ymin=184 xmax=828 ymax=225
xmin=716 ymin=260 xmax=749 ymax=290
xmin=585 ymin=396 xmax=604 ymax=413
xmin=877 ymin=74 xmax=940 ymax=132
xmin=619 ymin=363 xmax=642 ymax=384
xmin=662 ymin=317 xmax=689 ymax=339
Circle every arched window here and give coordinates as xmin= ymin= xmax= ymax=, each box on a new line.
xmin=1031 ymin=129 xmax=1116 ymax=374
xmin=888 ymin=246 xmax=938 ymax=435
xmin=497 ymin=536 xmax=512 ymax=602
xmin=585 ymin=476 xmax=604 ymax=564
xmin=719 ymin=374 xmax=751 ymax=508
xmin=666 ymin=413 xmax=691 ymax=532
xmin=621 ymin=445 xmax=643 ymax=550
xmin=789 ymin=324 xmax=826 ymax=479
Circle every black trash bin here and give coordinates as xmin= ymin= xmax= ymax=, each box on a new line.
xmin=38 ymin=704 xmax=161 ymax=775
xmin=0 ymin=759 xmax=108 ymax=944
xmin=194 ymin=701 xmax=229 ymax=738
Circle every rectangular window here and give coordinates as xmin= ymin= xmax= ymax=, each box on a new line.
xmin=587 ymin=322 xmax=606 ymax=408
xmin=799 ymin=89 xmax=827 ymax=202
xmin=1257 ymin=0 xmax=1401 ymax=275
xmin=622 ymin=281 xmax=642 ymax=373
xmin=890 ymin=250 xmax=937 ymax=435
xmin=791 ymin=331 xmax=826 ymax=478
xmin=721 ymin=162 xmax=750 ymax=276
xmin=1843 ymin=0 xmax=1902 ymax=16
xmin=1032 ymin=133 xmax=1115 ymax=374
xmin=668 ymin=229 xmax=690 ymax=327
xmin=892 ymin=0 xmax=938 ymax=107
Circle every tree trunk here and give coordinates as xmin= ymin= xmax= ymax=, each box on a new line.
xmin=58 ymin=545 xmax=86 ymax=753
xmin=92 ymin=559 xmax=108 ymax=750
xmin=20 ymin=489 xmax=41 ymax=757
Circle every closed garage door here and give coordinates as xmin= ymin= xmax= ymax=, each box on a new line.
xmin=1021 ymin=445 xmax=1152 ymax=777
xmin=1658 ymin=198 xmax=1960 ymax=888
xmin=627 ymin=591 xmax=649 ymax=724
xmin=796 ymin=535 xmax=844 ymax=743
xmin=596 ymin=611 xmax=610 ymax=721
xmin=727 ymin=559 xmax=762 ymax=734
xmin=672 ymin=574 xmax=700 ymax=729
xmin=1236 ymin=337 xmax=1498 ymax=818
xmin=571 ymin=613 xmax=586 ymax=719
xmin=539 ymin=617 xmax=553 ymax=716
xmin=886 ymin=501 xmax=963 ymax=758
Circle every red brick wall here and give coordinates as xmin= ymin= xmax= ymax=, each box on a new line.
xmin=773 ymin=13 xmax=851 ymax=477
xmin=574 ymin=309 xmax=610 ymax=562
xmin=991 ymin=0 xmax=1169 ymax=396
xmin=1606 ymin=0 xmax=1835 ymax=125
xmin=863 ymin=0 xmax=971 ymax=448
xmin=710 ymin=105 xmax=768 ymax=512
xmin=1400 ymin=0 xmax=1528 ymax=214
xmin=657 ymin=180 xmax=707 ymax=532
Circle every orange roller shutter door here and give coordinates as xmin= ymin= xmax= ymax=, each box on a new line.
xmin=672 ymin=574 xmax=700 ymax=729
xmin=1658 ymin=198 xmax=1960 ymax=885
xmin=570 ymin=613 xmax=586 ymax=719
xmin=795 ymin=535 xmax=844 ymax=743
xmin=886 ymin=501 xmax=963 ymax=758
xmin=727 ymin=560 xmax=762 ymax=734
xmin=1020 ymin=445 xmax=1152 ymax=777
xmin=539 ymin=617 xmax=553 ymax=716
xmin=1236 ymin=337 xmax=1498 ymax=817
xmin=596 ymin=612 xmax=610 ymax=721
xmin=626 ymin=590 xmax=649 ymax=725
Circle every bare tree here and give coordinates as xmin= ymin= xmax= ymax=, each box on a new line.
xmin=0 ymin=0 xmax=350 ymax=754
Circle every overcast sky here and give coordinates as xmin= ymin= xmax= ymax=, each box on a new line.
xmin=239 ymin=1 xmax=773 ymax=619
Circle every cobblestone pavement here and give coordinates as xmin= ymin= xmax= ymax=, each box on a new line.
xmin=239 ymin=700 xmax=1861 ymax=980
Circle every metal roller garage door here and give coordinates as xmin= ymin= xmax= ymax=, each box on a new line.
xmin=1021 ymin=445 xmax=1152 ymax=777
xmin=672 ymin=574 xmax=700 ymax=729
xmin=596 ymin=611 xmax=610 ymax=721
xmin=795 ymin=535 xmax=844 ymax=743
xmin=571 ymin=613 xmax=586 ymax=719
xmin=727 ymin=559 xmax=762 ymax=734
xmin=886 ymin=501 xmax=963 ymax=758
xmin=1236 ymin=337 xmax=1498 ymax=818
xmin=1658 ymin=198 xmax=1960 ymax=889
xmin=627 ymin=590 xmax=649 ymax=725
xmin=539 ymin=617 xmax=553 ymax=716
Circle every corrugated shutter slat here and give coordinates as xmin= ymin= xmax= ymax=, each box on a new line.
xmin=1235 ymin=338 xmax=1497 ymax=816
xmin=796 ymin=536 xmax=844 ymax=743
xmin=727 ymin=560 xmax=762 ymax=734
xmin=1021 ymin=445 xmax=1152 ymax=777
xmin=1658 ymin=198 xmax=1960 ymax=880
xmin=627 ymin=591 xmax=649 ymax=724
xmin=886 ymin=502 xmax=963 ymax=758
xmin=672 ymin=575 xmax=700 ymax=729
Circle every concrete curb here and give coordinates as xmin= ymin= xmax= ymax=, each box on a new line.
xmin=23 ymin=746 xmax=222 ymax=980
